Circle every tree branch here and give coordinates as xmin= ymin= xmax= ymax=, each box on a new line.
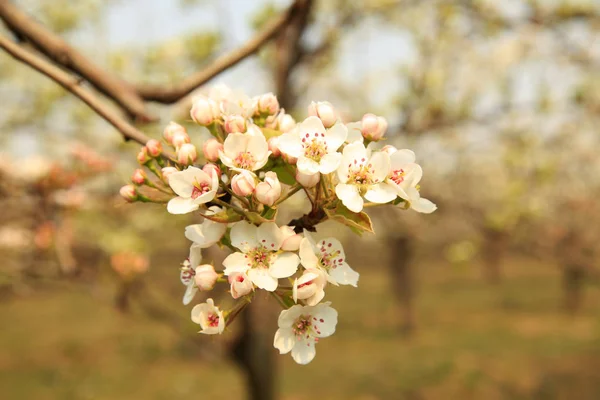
xmin=135 ymin=0 xmax=303 ymax=104
xmin=0 ymin=0 xmax=156 ymax=123
xmin=0 ymin=34 xmax=157 ymax=148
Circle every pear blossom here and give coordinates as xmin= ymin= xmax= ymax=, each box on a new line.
xmin=335 ymin=142 xmax=396 ymax=213
xmin=161 ymin=167 xmax=178 ymax=182
xmin=383 ymin=148 xmax=437 ymax=214
xmin=219 ymin=133 xmax=271 ymax=172
xmin=167 ymin=166 xmax=219 ymax=214
xmin=194 ymin=264 xmax=218 ymax=291
xmin=360 ymin=113 xmax=388 ymax=141
xmin=191 ymin=298 xmax=225 ymax=335
xmin=222 ymin=221 xmax=300 ymax=291
xmin=308 ymin=101 xmax=337 ymax=128
xmin=190 ymin=95 xmax=219 ymax=125
xmin=228 ymin=271 xmax=254 ymax=299
xmin=293 ymin=270 xmax=326 ymax=306
xmin=296 ymin=170 xmax=320 ymax=188
xmin=255 ymin=171 xmax=281 ymax=206
xmin=254 ymin=92 xmax=279 ymax=115
xmin=273 ymin=302 xmax=338 ymax=364
xmin=231 ymin=170 xmax=257 ymax=197
xmin=278 ymin=116 xmax=347 ymax=176
xmin=146 ymin=139 xmax=163 ymax=157
xmin=299 ymin=231 xmax=359 ymax=286
xmin=203 ymin=139 xmax=223 ymax=162
xmin=177 ymin=143 xmax=198 ymax=165
xmin=280 ymin=225 xmax=302 ymax=251
xmin=184 ymin=206 xmax=227 ymax=248
xmin=120 ymin=184 xmax=137 ymax=202
xmin=180 ymin=243 xmax=202 ymax=305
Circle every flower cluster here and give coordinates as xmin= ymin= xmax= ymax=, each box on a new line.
xmin=121 ymin=84 xmax=436 ymax=364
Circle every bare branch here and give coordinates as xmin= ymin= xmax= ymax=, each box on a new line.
xmin=0 ymin=0 xmax=156 ymax=123
xmin=0 ymin=34 xmax=157 ymax=148
xmin=135 ymin=0 xmax=303 ymax=104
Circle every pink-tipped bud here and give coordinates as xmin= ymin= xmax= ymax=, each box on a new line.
xmin=137 ymin=146 xmax=151 ymax=164
xmin=202 ymin=163 xmax=221 ymax=180
xmin=171 ymin=131 xmax=191 ymax=149
xmin=278 ymin=113 xmax=296 ymax=133
xmin=203 ymin=138 xmax=223 ymax=162
xmin=268 ymin=137 xmax=281 ymax=157
xmin=146 ymin=139 xmax=163 ymax=157
xmin=223 ymin=115 xmax=247 ymax=134
xmin=177 ymin=143 xmax=197 ymax=166
xmin=381 ymin=145 xmax=398 ymax=155
xmin=280 ymin=225 xmax=302 ymax=251
xmin=194 ymin=264 xmax=218 ymax=291
xmin=190 ymin=96 xmax=218 ymax=126
xmin=228 ymin=272 xmax=253 ymax=299
xmin=254 ymin=172 xmax=281 ymax=207
xmin=131 ymin=168 xmax=146 ymax=185
xmin=163 ymin=122 xmax=187 ymax=144
xmin=119 ymin=184 xmax=138 ymax=202
xmin=361 ymin=113 xmax=388 ymax=141
xmin=161 ymin=167 xmax=178 ymax=183
xmin=231 ymin=171 xmax=256 ymax=197
xmin=308 ymin=101 xmax=336 ymax=128
xmin=256 ymin=92 xmax=279 ymax=115
xmin=296 ymin=170 xmax=320 ymax=188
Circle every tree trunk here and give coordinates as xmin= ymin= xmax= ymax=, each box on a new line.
xmin=482 ymin=228 xmax=507 ymax=284
xmin=388 ymin=234 xmax=415 ymax=335
xmin=562 ymin=263 xmax=585 ymax=314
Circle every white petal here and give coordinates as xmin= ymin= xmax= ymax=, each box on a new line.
xmin=277 ymin=132 xmax=303 ymax=158
xmin=329 ymin=262 xmax=359 ymax=286
xmin=299 ymin=116 xmax=326 ymax=135
xmin=277 ymin=305 xmax=304 ymax=328
xmin=185 ymin=221 xmax=226 ymax=248
xmin=390 ymin=149 xmax=416 ymax=168
xmin=345 ymin=122 xmax=364 ymax=143
xmin=364 ymin=183 xmax=397 ymax=204
xmin=222 ymin=252 xmax=251 ymax=275
xmin=291 ymin=339 xmax=316 ymax=365
xmin=230 ymin=221 xmax=258 ymax=252
xmin=335 ymin=183 xmax=363 ymax=213
xmin=273 ymin=328 xmax=295 ymax=354
xmin=257 ymin=222 xmax=284 ymax=251
xmin=191 ymin=189 xmax=217 ymax=205
xmin=248 ymin=268 xmax=278 ymax=291
xmin=297 ymin=156 xmax=321 ymax=175
xmin=411 ymin=197 xmax=437 ymax=214
xmin=369 ymin=151 xmax=391 ymax=182
xmin=324 ymin=122 xmax=347 ymax=151
xmin=247 ymin=134 xmax=269 ymax=161
xmin=167 ymin=197 xmax=199 ymax=214
xmin=299 ymin=238 xmax=319 ymax=269
xmin=305 ymin=288 xmax=325 ymax=306
xmin=316 ymin=237 xmax=345 ymax=261
xmin=311 ymin=304 xmax=338 ymax=337
xmin=318 ymin=153 xmax=341 ymax=174
xmin=269 ymin=252 xmax=300 ymax=278
xmin=223 ymin=133 xmax=249 ymax=158
xmin=402 ymin=163 xmax=423 ymax=188
xmin=183 ymin=284 xmax=198 ymax=305
xmin=189 ymin=243 xmax=203 ymax=267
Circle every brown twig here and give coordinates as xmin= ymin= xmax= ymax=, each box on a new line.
xmin=135 ymin=0 xmax=303 ymax=104
xmin=0 ymin=0 xmax=156 ymax=123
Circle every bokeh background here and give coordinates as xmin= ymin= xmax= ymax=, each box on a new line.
xmin=2 ymin=0 xmax=600 ymax=399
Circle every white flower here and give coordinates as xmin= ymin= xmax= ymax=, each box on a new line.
xmin=222 ymin=221 xmax=300 ymax=291
xmin=335 ymin=142 xmax=396 ymax=213
xmin=228 ymin=271 xmax=254 ymax=299
xmin=273 ymin=302 xmax=338 ymax=365
xmin=254 ymin=171 xmax=281 ymax=206
xmin=184 ymin=206 xmax=227 ymax=248
xmin=278 ymin=116 xmax=347 ymax=176
xmin=384 ymin=148 xmax=437 ymax=214
xmin=299 ymin=231 xmax=359 ymax=286
xmin=219 ymin=133 xmax=271 ymax=172
xmin=293 ymin=269 xmax=326 ymax=306
xmin=194 ymin=264 xmax=218 ymax=291
xmin=180 ymin=243 xmax=202 ymax=305
xmin=167 ymin=166 xmax=219 ymax=214
xmin=280 ymin=225 xmax=302 ymax=251
xmin=191 ymin=298 xmax=225 ymax=335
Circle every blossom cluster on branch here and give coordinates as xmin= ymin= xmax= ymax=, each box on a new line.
xmin=120 ymin=84 xmax=436 ymax=364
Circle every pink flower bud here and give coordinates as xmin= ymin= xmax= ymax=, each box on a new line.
xmin=145 ymin=139 xmax=163 ymax=158
xmin=137 ymin=146 xmax=151 ymax=164
xmin=164 ymin=122 xmax=187 ymax=144
xmin=308 ymin=101 xmax=336 ymax=128
xmin=268 ymin=137 xmax=281 ymax=157
xmin=203 ymin=138 xmax=223 ymax=162
xmin=119 ymin=184 xmax=138 ymax=202
xmin=296 ymin=170 xmax=320 ymax=188
xmin=228 ymin=272 xmax=253 ymax=299
xmin=256 ymin=92 xmax=279 ymax=115
xmin=161 ymin=167 xmax=178 ymax=182
xmin=278 ymin=113 xmax=296 ymax=133
xmin=254 ymin=172 xmax=281 ymax=207
xmin=231 ymin=170 xmax=256 ymax=197
xmin=191 ymin=96 xmax=219 ymax=126
xmin=194 ymin=264 xmax=218 ymax=291
xmin=131 ymin=168 xmax=146 ymax=185
xmin=293 ymin=270 xmax=326 ymax=305
xmin=172 ymin=131 xmax=191 ymax=149
xmin=381 ymin=145 xmax=398 ymax=155
xmin=202 ymin=163 xmax=221 ymax=180
xmin=361 ymin=113 xmax=388 ymax=141
xmin=223 ymin=115 xmax=247 ymax=134
xmin=177 ymin=143 xmax=198 ymax=166
xmin=280 ymin=225 xmax=301 ymax=251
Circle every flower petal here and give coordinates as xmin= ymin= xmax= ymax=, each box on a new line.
xmin=167 ymin=197 xmax=199 ymax=214
xmin=335 ymin=183 xmax=363 ymax=213
xmin=183 ymin=284 xmax=198 ymax=305
xmin=364 ymin=183 xmax=397 ymax=204
xmin=299 ymin=116 xmax=326 ymax=135
xmin=230 ymin=221 xmax=258 ymax=252
xmin=411 ymin=197 xmax=437 ymax=214
xmin=299 ymin=237 xmax=319 ymax=269
xmin=277 ymin=132 xmax=303 ymax=158
xmin=329 ymin=262 xmax=359 ymax=286
xmin=278 ymin=305 xmax=304 ymax=328
xmin=291 ymin=339 xmax=316 ymax=365
xmin=222 ymin=252 xmax=251 ymax=275
xmin=269 ymin=252 xmax=300 ymax=278
xmin=324 ymin=122 xmax=347 ymax=151
xmin=390 ymin=149 xmax=416 ymax=168
xmin=257 ymin=222 xmax=284 ymax=250
xmin=319 ymin=153 xmax=341 ymax=174
xmin=369 ymin=151 xmax=391 ymax=182
xmin=223 ymin=133 xmax=249 ymax=158
xmin=273 ymin=328 xmax=295 ymax=354
xmin=311 ymin=304 xmax=338 ymax=337
xmin=297 ymin=155 xmax=321 ymax=175
xmin=248 ymin=268 xmax=278 ymax=291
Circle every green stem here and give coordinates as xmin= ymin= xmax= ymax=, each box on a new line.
xmin=273 ymin=184 xmax=302 ymax=206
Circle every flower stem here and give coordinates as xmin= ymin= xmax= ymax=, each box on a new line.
xmin=273 ymin=184 xmax=301 ymax=206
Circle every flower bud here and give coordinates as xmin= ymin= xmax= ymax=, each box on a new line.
xmin=202 ymin=163 xmax=221 ymax=180
xmin=293 ymin=270 xmax=326 ymax=305
xmin=381 ymin=145 xmax=398 ymax=155
xmin=177 ymin=143 xmax=198 ymax=166
xmin=164 ymin=121 xmax=187 ymax=144
xmin=254 ymin=171 xmax=281 ymax=207
xmin=280 ymin=225 xmax=301 ymax=251
xmin=231 ymin=170 xmax=256 ymax=197
xmin=228 ymin=272 xmax=253 ymax=299
xmin=361 ymin=113 xmax=388 ymax=141
xmin=131 ymin=168 xmax=146 ymax=185
xmin=268 ymin=137 xmax=281 ymax=157
xmin=296 ymin=170 xmax=320 ymax=188
xmin=146 ymin=139 xmax=163 ymax=157
xmin=278 ymin=113 xmax=296 ymax=133
xmin=191 ymin=96 xmax=218 ymax=125
xmin=137 ymin=146 xmax=151 ymax=164
xmin=256 ymin=92 xmax=279 ymax=115
xmin=119 ymin=184 xmax=138 ymax=202
xmin=194 ymin=264 xmax=218 ymax=291
xmin=203 ymin=138 xmax=223 ymax=162
xmin=223 ymin=115 xmax=247 ymax=134
xmin=172 ymin=131 xmax=191 ymax=149
xmin=308 ymin=101 xmax=336 ymax=128
xmin=161 ymin=167 xmax=178 ymax=182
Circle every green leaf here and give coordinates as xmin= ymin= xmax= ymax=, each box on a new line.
xmin=262 ymin=206 xmax=278 ymax=221
xmin=260 ymin=127 xmax=283 ymax=140
xmin=210 ymin=208 xmax=243 ymax=223
xmin=246 ymin=210 xmax=276 ymax=224
xmin=271 ymin=165 xmax=296 ymax=186
xmin=324 ymin=203 xmax=374 ymax=235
